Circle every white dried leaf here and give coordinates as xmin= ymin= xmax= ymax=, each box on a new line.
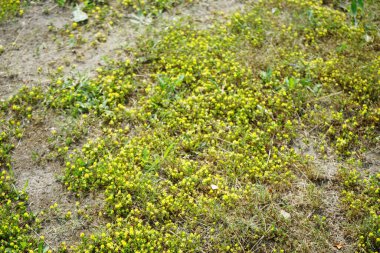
xmin=364 ymin=34 xmax=373 ymax=43
xmin=280 ymin=209 xmax=291 ymax=220
xmin=72 ymin=8 xmax=88 ymax=23
xmin=211 ymin=184 xmax=218 ymax=190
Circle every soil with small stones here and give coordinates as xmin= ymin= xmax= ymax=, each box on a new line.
xmin=11 ymin=112 xmax=107 ymax=249
xmin=0 ymin=1 xmax=136 ymax=99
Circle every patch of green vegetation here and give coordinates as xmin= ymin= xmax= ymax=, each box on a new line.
xmin=0 ymin=170 xmax=47 ymax=252
xmin=0 ymin=0 xmax=23 ymax=21
xmin=48 ymin=0 xmax=194 ymax=48
xmin=49 ymin=0 xmax=379 ymax=251
xmin=340 ymin=166 xmax=380 ymax=252
xmin=55 ymin=0 xmax=107 ymax=8
xmin=119 ymin=0 xmax=194 ymax=16
xmin=0 ymin=87 xmax=47 ymax=252
xmin=48 ymin=3 xmax=123 ymax=48
xmin=1 ymin=0 xmax=379 ymax=252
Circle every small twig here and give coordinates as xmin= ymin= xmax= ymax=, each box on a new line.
xmin=30 ymin=228 xmax=53 ymax=249
xmin=13 ymin=16 xmax=34 ymax=45
xmin=15 ymin=138 xmax=22 ymax=149
xmin=250 ymin=225 xmax=272 ymax=251
xmin=310 ymin=91 xmax=343 ymax=102
xmin=293 ymin=163 xmax=313 ymax=183
xmin=250 ymin=234 xmax=265 ymax=251
xmin=237 ymin=236 xmax=245 ymax=253
xmin=216 ymin=136 xmax=235 ymax=146
xmin=305 ymin=123 xmax=321 ymax=135
xmin=266 ymin=149 xmax=271 ymax=164
xmin=48 ymin=4 xmax=58 ymax=12
xmin=266 ymin=135 xmax=275 ymax=165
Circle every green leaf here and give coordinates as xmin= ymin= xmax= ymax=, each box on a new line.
xmin=38 ymin=242 xmax=43 ymax=253
xmin=142 ymin=148 xmax=150 ymax=163
xmin=56 ymin=0 xmax=66 ymax=7
xmin=43 ymin=246 xmax=50 ymax=253
xmin=351 ymin=0 xmax=357 ymax=16
xmin=259 ymin=68 xmax=272 ymax=83
xmin=20 ymin=241 xmax=27 ymax=249
xmin=163 ymin=143 xmax=175 ymax=159
xmin=288 ymin=77 xmax=296 ymax=89
xmin=358 ymin=0 xmax=364 ymax=9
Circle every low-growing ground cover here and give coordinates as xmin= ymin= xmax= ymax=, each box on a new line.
xmin=0 ymin=0 xmax=23 ymax=21
xmin=0 ymin=0 xmax=379 ymax=252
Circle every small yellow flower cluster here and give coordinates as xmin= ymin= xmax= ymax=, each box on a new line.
xmin=340 ymin=168 xmax=380 ymax=252
xmin=0 ymin=0 xmax=22 ymax=21
xmin=49 ymin=4 xmax=123 ymax=47
xmin=0 ymin=0 xmax=379 ymax=251
xmin=119 ymin=0 xmax=194 ymax=16
xmin=50 ymin=0 xmax=193 ymax=48
xmin=48 ymin=64 xmax=134 ymax=118
xmin=0 ymin=86 xmax=45 ymax=251
xmin=47 ymin=0 xmax=380 ymax=251
xmin=58 ymin=5 xmax=309 ymax=251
